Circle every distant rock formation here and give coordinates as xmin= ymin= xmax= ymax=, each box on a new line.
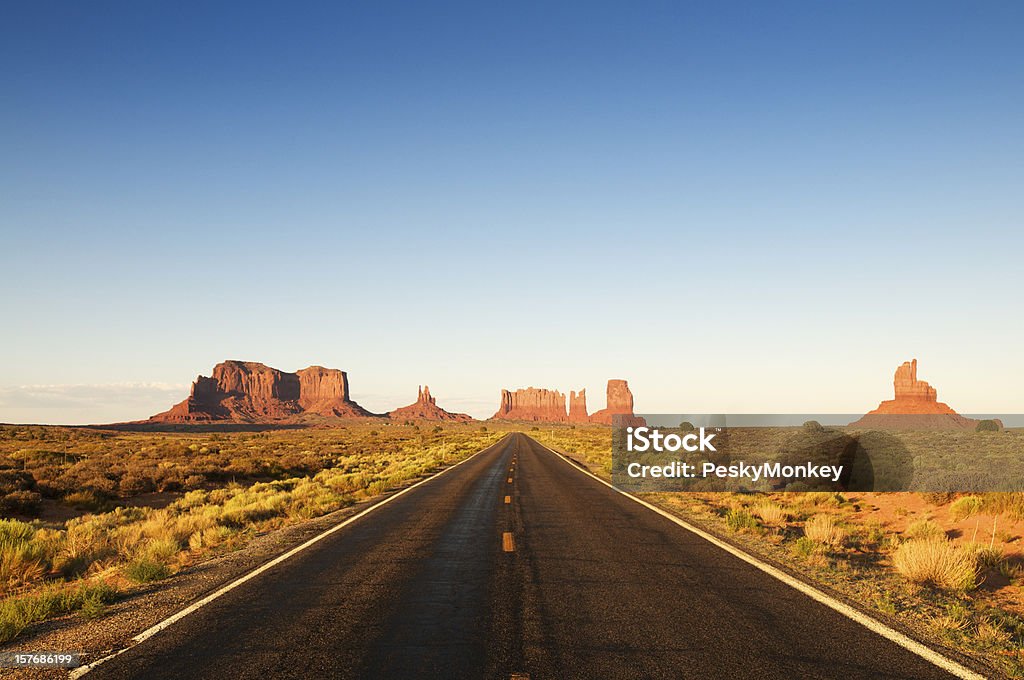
xmin=491 ymin=380 xmax=643 ymax=425
xmin=569 ymin=389 xmax=589 ymax=423
xmin=388 ymin=385 xmax=473 ymax=422
xmin=492 ymin=387 xmax=568 ymax=422
xmin=150 ymin=360 xmax=374 ymax=423
xmin=850 ymin=359 xmax=980 ymax=430
xmin=591 ymin=379 xmax=643 ymax=426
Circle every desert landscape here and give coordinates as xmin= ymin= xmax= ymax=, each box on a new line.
xmin=0 ymin=358 xmax=1022 ymax=676
xmin=4 ymin=5 xmax=1021 ymax=676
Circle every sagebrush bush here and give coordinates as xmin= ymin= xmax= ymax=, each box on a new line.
xmin=123 ymin=559 xmax=171 ymax=583
xmin=905 ymin=519 xmax=945 ymax=541
xmin=949 ymin=496 xmax=983 ymax=522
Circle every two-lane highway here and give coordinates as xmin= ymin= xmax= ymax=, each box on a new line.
xmin=84 ymin=433 xmax=961 ymax=679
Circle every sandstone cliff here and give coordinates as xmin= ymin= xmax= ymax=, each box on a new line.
xmin=150 ymin=360 xmax=374 ymax=423
xmin=492 ymin=387 xmax=568 ymax=421
xmin=388 ymin=385 xmax=473 ymax=422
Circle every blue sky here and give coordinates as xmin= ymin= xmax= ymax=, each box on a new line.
xmin=2 ymin=1 xmax=1022 ymax=423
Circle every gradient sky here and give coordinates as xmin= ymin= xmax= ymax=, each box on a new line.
xmin=2 ymin=1 xmax=1022 ymax=424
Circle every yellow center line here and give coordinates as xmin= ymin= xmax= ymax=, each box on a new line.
xmin=507 ymin=477 xmax=513 ymax=483
xmin=502 ymin=531 xmax=515 ymax=552
xmin=504 ymin=495 xmax=511 ymax=504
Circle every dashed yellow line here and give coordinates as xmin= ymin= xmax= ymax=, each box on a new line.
xmin=504 ymin=495 xmax=511 ymax=504
xmin=502 ymin=531 xmax=515 ymax=552
xmin=507 ymin=477 xmax=513 ymax=483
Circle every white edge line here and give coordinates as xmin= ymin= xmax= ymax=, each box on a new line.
xmin=532 ymin=437 xmax=986 ymax=680
xmin=69 ymin=434 xmax=511 ymax=679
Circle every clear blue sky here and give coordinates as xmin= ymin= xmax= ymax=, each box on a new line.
xmin=2 ymin=1 xmax=1022 ymax=423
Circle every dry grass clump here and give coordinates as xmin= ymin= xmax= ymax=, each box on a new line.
xmin=753 ymin=503 xmax=789 ymax=527
xmin=893 ymin=538 xmax=977 ymax=592
xmin=803 ymin=514 xmax=846 ymax=547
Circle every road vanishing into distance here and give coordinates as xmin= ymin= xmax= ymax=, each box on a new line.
xmin=86 ymin=433 xmax=961 ymax=680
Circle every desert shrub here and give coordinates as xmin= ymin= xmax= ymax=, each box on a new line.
xmin=123 ymin=559 xmax=170 ymax=583
xmin=949 ymin=496 xmax=983 ymax=522
xmin=893 ymin=539 xmax=977 ymax=591
xmin=753 ymin=503 xmax=789 ymax=527
xmin=905 ymin=519 xmax=945 ymax=541
xmin=920 ymin=492 xmax=956 ymax=506
xmin=0 ymin=519 xmax=36 ymax=547
xmin=679 ymin=421 xmax=695 ymax=432
xmin=803 ymin=514 xmax=845 ymax=547
xmin=188 ymin=526 xmax=234 ymax=551
xmin=793 ymin=536 xmax=820 ymax=557
xmin=63 ymin=490 xmax=109 ymax=512
xmin=183 ymin=474 xmax=205 ymax=490
xmin=963 ymin=543 xmax=1005 ymax=570
xmin=79 ymin=591 xmax=108 ymax=620
xmin=0 ymin=490 xmax=42 ymax=516
xmin=118 ymin=473 xmax=154 ymax=496
xmin=176 ymin=489 xmax=210 ymax=510
xmin=0 ymin=520 xmax=59 ymax=591
xmin=799 ymin=492 xmax=844 ymax=508
xmin=980 ymin=493 xmax=1024 ymax=521
xmin=975 ymin=419 xmax=1001 ymax=433
xmin=802 ymin=420 xmax=824 ymax=432
xmin=726 ymin=508 xmax=760 ymax=533
xmin=137 ymin=538 xmax=180 ymax=564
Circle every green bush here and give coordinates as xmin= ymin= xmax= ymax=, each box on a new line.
xmin=793 ymin=536 xmax=820 ymax=557
xmin=726 ymin=508 xmax=760 ymax=533
xmin=975 ymin=419 xmax=1001 ymax=432
xmin=123 ymin=559 xmax=171 ymax=583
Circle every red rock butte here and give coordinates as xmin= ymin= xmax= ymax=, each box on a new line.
xmin=150 ymin=360 xmax=374 ymax=423
xmin=388 ymin=385 xmax=472 ymax=422
xmin=492 ymin=387 xmax=568 ymax=422
xmin=590 ymin=379 xmax=641 ymax=425
xmin=850 ymin=359 xmax=980 ymax=430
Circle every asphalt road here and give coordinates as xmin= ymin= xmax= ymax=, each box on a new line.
xmin=86 ymin=433 xmax=959 ymax=680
